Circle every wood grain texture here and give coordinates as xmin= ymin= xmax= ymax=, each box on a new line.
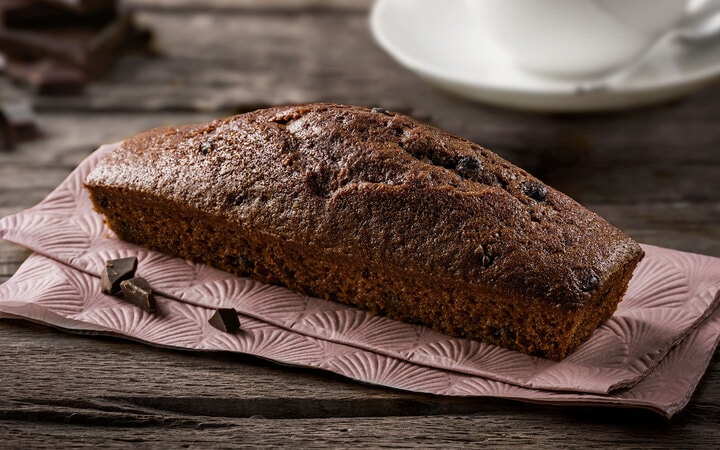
xmin=0 ymin=320 xmax=718 ymax=449
xmin=1 ymin=0 xmax=719 ymax=447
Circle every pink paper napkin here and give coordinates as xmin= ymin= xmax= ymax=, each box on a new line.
xmin=1 ymin=143 xmax=719 ymax=417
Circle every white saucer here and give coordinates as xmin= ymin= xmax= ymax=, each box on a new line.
xmin=370 ymin=0 xmax=720 ymax=112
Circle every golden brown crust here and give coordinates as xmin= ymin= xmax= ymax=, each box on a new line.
xmin=84 ymin=103 xmax=644 ymax=359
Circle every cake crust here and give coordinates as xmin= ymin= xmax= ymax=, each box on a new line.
xmin=84 ymin=103 xmax=644 ymax=360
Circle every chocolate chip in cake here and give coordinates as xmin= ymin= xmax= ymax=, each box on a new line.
xmin=456 ymin=155 xmax=483 ymax=178
xmin=120 ymin=276 xmax=156 ymax=313
xmin=229 ymin=255 xmax=254 ymax=272
xmin=385 ymin=292 xmax=398 ymax=305
xmin=456 ymin=155 xmax=481 ymax=171
xmin=500 ymin=326 xmax=516 ymax=341
xmin=209 ymin=308 xmax=241 ymax=333
xmin=101 ymin=257 xmax=138 ymax=295
xmin=200 ymin=141 xmax=214 ymax=154
xmin=305 ymin=166 xmax=335 ymax=197
xmin=580 ymin=273 xmax=600 ymax=292
xmin=226 ymin=192 xmax=245 ymax=206
xmin=371 ymin=107 xmax=390 ymax=115
xmin=521 ymin=181 xmax=548 ymax=201
xmin=478 ymin=244 xmax=496 ymax=268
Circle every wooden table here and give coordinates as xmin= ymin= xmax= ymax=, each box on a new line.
xmin=1 ymin=1 xmax=719 ymax=447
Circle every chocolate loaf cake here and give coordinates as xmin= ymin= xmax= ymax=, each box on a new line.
xmin=84 ymin=103 xmax=644 ymax=360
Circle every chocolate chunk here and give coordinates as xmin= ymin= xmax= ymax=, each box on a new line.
xmin=456 ymin=155 xmax=481 ymax=172
xmin=120 ymin=277 xmax=156 ymax=313
xmin=478 ymin=244 xmax=496 ymax=268
xmin=101 ymin=256 xmax=138 ymax=294
xmin=226 ymin=192 xmax=244 ymax=206
xmin=500 ymin=326 xmax=516 ymax=340
xmin=305 ymin=167 xmax=334 ymax=197
xmin=481 ymin=254 xmax=493 ymax=268
xmin=521 ymin=181 xmax=548 ymax=201
xmin=229 ymin=255 xmax=254 ymax=272
xmin=580 ymin=273 xmax=600 ymax=292
xmin=200 ymin=141 xmax=214 ymax=154
xmin=385 ymin=292 xmax=398 ymax=305
xmin=456 ymin=155 xmax=483 ymax=178
xmin=371 ymin=107 xmax=390 ymax=115
xmin=209 ymin=308 xmax=241 ymax=333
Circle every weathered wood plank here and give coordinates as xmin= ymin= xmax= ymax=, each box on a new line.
xmin=31 ymin=8 xmax=411 ymax=112
xmin=1 ymin=412 xmax=717 ymax=450
xmin=0 ymin=242 xmax=30 ymax=283
xmin=1 ymin=1 xmax=719 ymax=446
xmin=126 ymin=0 xmax=373 ymax=13
xmin=587 ymin=202 xmax=720 ymax=256
xmin=0 ymin=320 xmax=717 ymax=449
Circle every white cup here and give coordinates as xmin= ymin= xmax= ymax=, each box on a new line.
xmin=466 ymin=0 xmax=720 ymax=78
